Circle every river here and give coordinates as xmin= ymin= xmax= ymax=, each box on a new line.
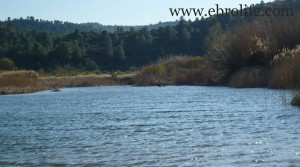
xmin=0 ymin=86 xmax=299 ymax=166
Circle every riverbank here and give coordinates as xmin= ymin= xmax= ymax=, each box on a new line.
xmin=131 ymin=55 xmax=300 ymax=106
xmin=0 ymin=71 xmax=134 ymax=95
xmin=1 ymin=68 xmax=299 ymax=107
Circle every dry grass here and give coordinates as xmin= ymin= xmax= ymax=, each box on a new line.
xmin=0 ymin=71 xmax=133 ymax=95
xmin=39 ymin=75 xmax=118 ymax=89
xmin=269 ymin=45 xmax=300 ymax=89
xmin=0 ymin=70 xmax=41 ymax=95
xmin=0 ymin=70 xmax=39 ymax=87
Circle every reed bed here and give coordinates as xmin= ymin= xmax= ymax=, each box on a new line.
xmin=39 ymin=75 xmax=118 ymax=89
xmin=0 ymin=71 xmax=133 ymax=95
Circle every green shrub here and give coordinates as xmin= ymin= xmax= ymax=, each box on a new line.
xmin=186 ymin=57 xmax=205 ymax=68
xmin=134 ymin=56 xmax=216 ymax=86
xmin=0 ymin=58 xmax=17 ymax=70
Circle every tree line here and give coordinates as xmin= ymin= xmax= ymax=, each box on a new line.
xmin=4 ymin=16 xmax=178 ymax=34
xmin=0 ymin=0 xmax=298 ymax=72
xmin=0 ymin=17 xmax=218 ymax=71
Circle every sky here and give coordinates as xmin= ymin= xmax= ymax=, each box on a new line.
xmin=0 ymin=0 xmax=268 ymax=25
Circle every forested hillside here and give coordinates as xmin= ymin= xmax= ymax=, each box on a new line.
xmin=0 ymin=17 xmax=222 ymax=71
xmin=0 ymin=0 xmax=299 ymax=72
xmin=2 ymin=16 xmax=178 ymax=34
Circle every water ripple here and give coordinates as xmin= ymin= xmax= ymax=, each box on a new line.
xmin=0 ymin=86 xmax=299 ymax=166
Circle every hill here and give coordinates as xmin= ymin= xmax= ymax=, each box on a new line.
xmin=0 ymin=0 xmax=299 ymax=73
xmin=1 ymin=16 xmax=179 ymax=34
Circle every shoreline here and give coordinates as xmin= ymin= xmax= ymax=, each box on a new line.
xmin=0 ymin=75 xmax=288 ymax=95
xmin=1 ymin=70 xmax=299 ymax=106
xmin=0 ymin=73 xmax=134 ymax=95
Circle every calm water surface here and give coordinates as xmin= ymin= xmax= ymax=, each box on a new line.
xmin=0 ymin=86 xmax=300 ymax=166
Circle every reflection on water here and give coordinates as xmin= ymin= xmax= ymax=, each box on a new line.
xmin=0 ymin=86 xmax=299 ymax=166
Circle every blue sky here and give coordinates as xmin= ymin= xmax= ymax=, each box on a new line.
xmin=0 ymin=0 xmax=267 ymax=25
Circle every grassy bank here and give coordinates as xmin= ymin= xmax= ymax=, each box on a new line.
xmin=0 ymin=70 xmax=133 ymax=95
xmin=0 ymin=70 xmax=40 ymax=94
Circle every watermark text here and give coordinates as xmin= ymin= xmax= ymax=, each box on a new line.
xmin=170 ymin=4 xmax=294 ymax=17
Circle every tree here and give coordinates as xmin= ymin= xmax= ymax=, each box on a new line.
xmin=30 ymin=42 xmax=48 ymax=69
xmin=114 ymin=44 xmax=125 ymax=61
xmin=101 ymin=31 xmax=114 ymax=58
xmin=50 ymin=42 xmax=72 ymax=66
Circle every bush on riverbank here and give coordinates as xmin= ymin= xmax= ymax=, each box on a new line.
xmin=0 ymin=58 xmax=17 ymax=70
xmin=206 ymin=15 xmax=300 ymax=88
xmin=205 ymin=15 xmax=300 ymax=106
xmin=206 ymin=19 xmax=272 ymax=80
xmin=133 ymin=56 xmax=219 ymax=86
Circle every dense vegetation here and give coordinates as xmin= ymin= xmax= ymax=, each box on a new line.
xmin=0 ymin=1 xmax=298 ymax=73
xmin=1 ymin=1 xmax=283 ymax=72
xmin=0 ymin=17 xmax=216 ymax=72
xmin=1 ymin=1 xmax=296 ymax=73
xmin=132 ymin=0 xmax=300 ymax=105
xmin=135 ymin=11 xmax=300 ymax=88
xmin=134 ymin=56 xmax=217 ymax=86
